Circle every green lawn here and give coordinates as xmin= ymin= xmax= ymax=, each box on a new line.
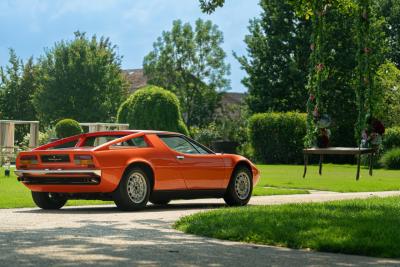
xmin=175 ymin=196 xmax=400 ymax=258
xmin=258 ymin=164 xmax=400 ymax=192
xmin=252 ymin=187 xmax=308 ymax=196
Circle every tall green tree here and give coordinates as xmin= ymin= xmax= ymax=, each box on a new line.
xmin=377 ymin=0 xmax=400 ymax=67
xmin=33 ymin=32 xmax=127 ymax=125
xmin=0 ymin=49 xmax=37 ymax=121
xmin=236 ymin=0 xmax=311 ymax=114
xmin=143 ymin=19 xmax=230 ymax=128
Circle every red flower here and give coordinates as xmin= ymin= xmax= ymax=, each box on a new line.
xmin=372 ymin=119 xmax=385 ymax=135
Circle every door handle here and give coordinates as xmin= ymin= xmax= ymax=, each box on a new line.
xmin=176 ymin=155 xmax=185 ymax=160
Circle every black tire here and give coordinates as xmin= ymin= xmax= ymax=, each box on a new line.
xmin=31 ymin=192 xmax=67 ymax=210
xmin=224 ymin=166 xmax=253 ymax=206
xmin=149 ymin=198 xmax=171 ymax=206
xmin=113 ymin=168 xmax=151 ymax=211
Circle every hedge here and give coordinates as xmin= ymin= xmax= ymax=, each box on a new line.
xmin=55 ymin=119 xmax=83 ymax=139
xmin=380 ymin=148 xmax=400 ymax=170
xmin=249 ymin=112 xmax=306 ymax=164
xmin=383 ymin=127 xmax=400 ymax=151
xmin=117 ymin=85 xmax=189 ymax=135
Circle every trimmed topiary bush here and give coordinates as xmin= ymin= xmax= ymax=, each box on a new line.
xmin=383 ymin=127 xmax=400 ymax=151
xmin=380 ymin=148 xmax=400 ymax=169
xmin=55 ymin=119 xmax=83 ymax=139
xmin=117 ymin=85 xmax=189 ymax=135
xmin=249 ymin=112 xmax=306 ymax=164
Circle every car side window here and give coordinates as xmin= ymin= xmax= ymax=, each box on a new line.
xmin=189 ymin=141 xmax=209 ymax=154
xmin=113 ymin=136 xmax=148 ymax=148
xmin=160 ymin=136 xmax=200 ymax=154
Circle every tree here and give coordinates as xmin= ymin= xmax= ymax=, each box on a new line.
xmin=117 ymin=85 xmax=189 ymax=135
xmin=374 ymin=62 xmax=400 ymax=127
xmin=236 ymin=0 xmax=311 ymax=114
xmin=199 ymin=0 xmax=225 ymax=13
xmin=33 ymin=32 xmax=127 ymax=125
xmin=239 ymin=0 xmax=387 ymax=153
xmin=143 ymin=19 xmax=230 ymax=129
xmin=0 ymin=49 xmax=37 ymax=121
xmin=377 ymin=0 xmax=400 ymax=67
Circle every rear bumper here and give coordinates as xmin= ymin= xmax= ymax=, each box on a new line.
xmin=15 ymin=169 xmax=102 ymax=185
xmin=15 ymin=169 xmax=101 ymax=177
xmin=14 ymin=167 xmax=122 ymax=193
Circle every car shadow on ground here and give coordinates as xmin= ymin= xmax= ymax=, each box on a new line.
xmin=1 ymin=216 xmax=399 ymax=267
xmin=15 ymin=202 xmax=226 ymax=214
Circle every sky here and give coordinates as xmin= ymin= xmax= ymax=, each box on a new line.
xmin=0 ymin=0 xmax=261 ymax=93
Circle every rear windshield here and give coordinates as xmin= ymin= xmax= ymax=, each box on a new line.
xmin=82 ymin=135 xmax=124 ymax=147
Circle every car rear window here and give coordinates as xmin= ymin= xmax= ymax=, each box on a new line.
xmin=82 ymin=135 xmax=124 ymax=147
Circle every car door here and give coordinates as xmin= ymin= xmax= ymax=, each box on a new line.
xmin=158 ymin=135 xmax=227 ymax=190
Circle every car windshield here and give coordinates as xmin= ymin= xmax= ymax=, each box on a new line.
xmin=82 ymin=135 xmax=124 ymax=147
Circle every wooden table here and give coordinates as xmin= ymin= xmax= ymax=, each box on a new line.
xmin=303 ymin=147 xmax=377 ymax=180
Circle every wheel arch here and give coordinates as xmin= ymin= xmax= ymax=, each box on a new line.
xmin=122 ymin=161 xmax=155 ymax=191
xmin=232 ymin=160 xmax=253 ymax=178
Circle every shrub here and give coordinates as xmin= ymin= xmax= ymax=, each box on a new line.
xmin=117 ymin=85 xmax=189 ymax=135
xmin=383 ymin=127 xmax=400 ymax=151
xmin=249 ymin=112 xmax=306 ymax=164
xmin=55 ymin=119 xmax=83 ymax=139
xmin=380 ymin=148 xmax=400 ymax=169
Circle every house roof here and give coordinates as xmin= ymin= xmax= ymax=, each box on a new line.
xmin=122 ymin=69 xmax=148 ymax=93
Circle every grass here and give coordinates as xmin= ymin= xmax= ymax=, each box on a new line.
xmin=258 ymin=164 xmax=400 ymax=192
xmin=175 ymin=196 xmax=400 ymax=258
xmin=252 ymin=187 xmax=308 ymax=196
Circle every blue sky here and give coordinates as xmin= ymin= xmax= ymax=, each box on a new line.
xmin=0 ymin=0 xmax=261 ymax=93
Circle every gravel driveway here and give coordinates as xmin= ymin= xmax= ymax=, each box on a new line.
xmin=1 ymin=191 xmax=400 ymax=267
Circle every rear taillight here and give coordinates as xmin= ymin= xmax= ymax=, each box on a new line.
xmin=20 ymin=155 xmax=38 ymax=165
xmin=74 ymin=155 xmax=94 ymax=167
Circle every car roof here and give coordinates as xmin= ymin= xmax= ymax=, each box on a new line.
xmin=83 ymin=130 xmax=181 ymax=136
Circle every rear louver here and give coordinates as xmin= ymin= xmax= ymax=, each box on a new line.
xmin=41 ymin=154 xmax=70 ymax=163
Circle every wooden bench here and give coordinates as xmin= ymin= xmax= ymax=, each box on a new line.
xmin=303 ymin=147 xmax=377 ymax=180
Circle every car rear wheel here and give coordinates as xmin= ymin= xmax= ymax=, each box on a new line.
xmin=224 ymin=166 xmax=253 ymax=206
xmin=31 ymin=192 xmax=67 ymax=210
xmin=113 ymin=168 xmax=150 ymax=211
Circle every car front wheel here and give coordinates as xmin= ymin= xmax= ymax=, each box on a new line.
xmin=31 ymin=192 xmax=67 ymax=210
xmin=224 ymin=167 xmax=253 ymax=206
xmin=113 ymin=168 xmax=150 ymax=211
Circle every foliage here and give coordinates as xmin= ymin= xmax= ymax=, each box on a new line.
xmin=236 ymin=0 xmax=311 ymax=114
xmin=117 ymin=85 xmax=189 ymax=135
xmin=143 ymin=19 xmax=230 ymax=128
xmin=55 ymin=119 xmax=83 ymax=139
xmin=0 ymin=50 xmax=38 ymax=143
xmin=190 ymin=123 xmax=220 ymax=147
xmin=248 ymin=112 xmax=307 ymax=164
xmin=199 ymin=0 xmax=225 ymax=13
xmin=380 ymin=149 xmax=400 ymax=170
xmin=0 ymin=49 xmax=37 ymax=121
xmin=20 ymin=127 xmax=56 ymax=150
xmin=374 ymin=62 xmax=400 ymax=127
xmin=377 ymin=0 xmax=400 ymax=67
xmin=175 ymin=196 xmax=400 ymax=258
xmin=383 ymin=127 xmax=400 ymax=151
xmin=33 ymin=32 xmax=127 ymax=125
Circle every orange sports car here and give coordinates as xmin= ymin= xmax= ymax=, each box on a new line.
xmin=15 ymin=130 xmax=260 ymax=211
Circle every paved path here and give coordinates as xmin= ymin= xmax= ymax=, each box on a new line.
xmin=1 ymin=191 xmax=400 ymax=267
